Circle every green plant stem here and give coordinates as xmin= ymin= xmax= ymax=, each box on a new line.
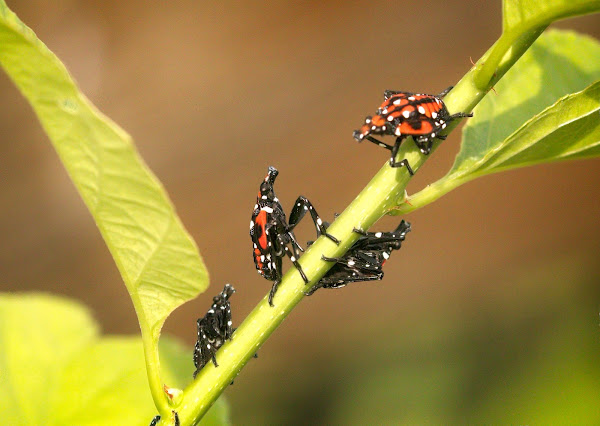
xmin=120 ymin=290 xmax=171 ymax=421
xmin=170 ymin=26 xmax=547 ymax=426
xmin=476 ymin=2 xmax=600 ymax=89
xmin=391 ymin=26 xmax=547 ymax=216
xmin=174 ymin=153 xmax=416 ymax=425
xmin=396 ymin=174 xmax=470 ymax=215
xmin=475 ymin=25 xmax=537 ymax=90
xmin=140 ymin=318 xmax=170 ymax=418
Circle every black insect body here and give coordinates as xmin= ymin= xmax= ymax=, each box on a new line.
xmin=149 ymin=411 xmax=179 ymax=426
xmin=306 ymin=220 xmax=411 ymax=295
xmin=250 ymin=166 xmax=339 ymax=306
xmin=193 ymin=284 xmax=235 ymax=378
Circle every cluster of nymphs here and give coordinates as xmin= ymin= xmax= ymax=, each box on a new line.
xmin=250 ymin=86 xmax=472 ymax=305
xmin=149 ymin=87 xmax=472 ymax=424
xmin=250 ymin=166 xmax=412 ymax=306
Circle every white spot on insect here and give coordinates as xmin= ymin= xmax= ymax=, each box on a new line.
xmin=408 ymin=96 xmax=415 ymax=101
xmin=261 ymin=195 xmax=267 ymax=200
xmin=347 ymin=260 xmax=355 ymax=266
xmin=431 ymin=133 xmax=436 ymax=138
xmin=253 ymin=243 xmax=257 ymax=248
xmin=387 ymin=115 xmax=394 ymax=122
xmin=382 ymin=126 xmax=387 ymax=131
xmin=290 ymin=256 xmax=296 ymax=261
xmin=442 ymin=123 xmax=447 ymax=129
xmin=260 ymin=255 xmax=265 ymax=262
xmin=365 ymin=118 xmax=371 ymax=124
xmin=317 ymin=218 xmax=322 ymax=225
xmin=365 ymin=263 xmax=370 ymax=268
xmin=403 ymin=110 xmax=411 ymax=118
xmin=304 ymin=206 xmax=308 ymax=211
xmin=207 ymin=344 xmax=212 ymax=349
xmin=274 ymin=197 xmax=279 ymax=202
xmin=250 ymin=221 xmax=254 ymax=229
xmin=393 ymin=99 xmax=401 ymax=105
xmin=261 ymin=206 xmax=274 ymax=213
xmin=418 ymin=106 xmax=426 ymax=114
xmin=371 ymin=125 xmax=376 ymax=130
xmin=383 ymin=252 xmax=390 ymax=259
xmin=395 ymin=128 xmax=402 ymax=136
xmin=375 ymin=232 xmax=382 ymax=238
xmin=227 ymin=321 xmax=232 ymax=326
xmin=432 ymin=112 xmax=438 ymax=119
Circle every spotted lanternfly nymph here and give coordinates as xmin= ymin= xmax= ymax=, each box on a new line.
xmin=193 ymin=284 xmax=235 ymax=378
xmin=353 ymin=86 xmax=472 ymax=174
xmin=305 ymin=220 xmax=411 ymax=295
xmin=250 ymin=166 xmax=340 ymax=306
xmin=149 ymin=411 xmax=179 ymax=426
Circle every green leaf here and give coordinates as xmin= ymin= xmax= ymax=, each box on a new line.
xmin=0 ymin=2 xmax=208 ymax=336
xmin=400 ymin=31 xmax=600 ymax=213
xmin=54 ymin=337 xmax=158 ymax=425
xmin=503 ymin=0 xmax=600 ymax=32
xmin=0 ymin=293 xmax=230 ymax=425
xmin=474 ymin=0 xmax=600 ymax=89
xmin=456 ymin=31 xmax=600 ymax=173
xmin=0 ymin=293 xmax=97 ymax=425
xmin=464 ymin=82 xmax=600 ymax=176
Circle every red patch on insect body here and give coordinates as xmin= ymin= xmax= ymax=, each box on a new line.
xmin=254 ymin=247 xmax=263 ymax=268
xmin=255 ymin=210 xmax=268 ymax=249
xmin=396 ymin=115 xmax=433 ymax=135
xmin=371 ymin=115 xmax=386 ymax=127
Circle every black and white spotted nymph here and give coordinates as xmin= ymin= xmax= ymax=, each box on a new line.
xmin=193 ymin=283 xmax=235 ymax=378
xmin=306 ymin=220 xmax=411 ymax=295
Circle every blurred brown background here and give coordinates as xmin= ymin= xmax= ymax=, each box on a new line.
xmin=1 ymin=1 xmax=600 ymax=424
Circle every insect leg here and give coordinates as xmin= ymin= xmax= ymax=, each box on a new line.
xmin=389 ymin=137 xmax=414 ymax=175
xmin=384 ymin=89 xmax=414 ymax=100
xmin=283 ymin=244 xmax=309 ymax=283
xmin=289 ymin=196 xmax=340 ymax=244
xmin=364 ymin=135 xmax=395 ymax=151
xmin=437 ymin=86 xmax=454 ymax=97
xmin=448 ymin=111 xmax=473 ymax=120
xmin=268 ymin=256 xmax=284 ymax=306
